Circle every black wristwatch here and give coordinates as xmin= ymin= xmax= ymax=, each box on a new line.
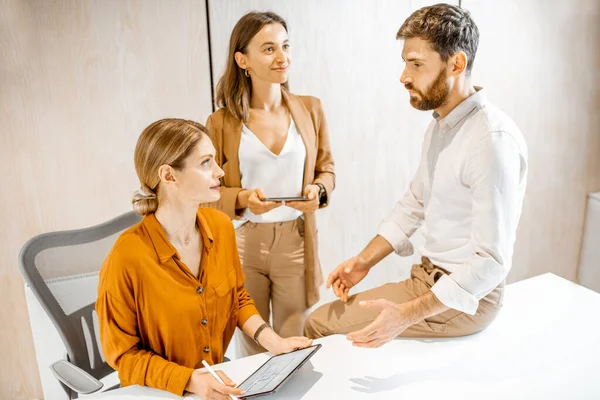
xmin=315 ymin=183 xmax=327 ymax=206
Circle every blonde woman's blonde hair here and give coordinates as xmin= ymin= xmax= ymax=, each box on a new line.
xmin=132 ymin=118 xmax=208 ymax=215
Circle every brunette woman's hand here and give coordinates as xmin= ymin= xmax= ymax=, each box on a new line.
xmin=239 ymin=188 xmax=281 ymax=215
xmin=285 ymin=184 xmax=320 ymax=213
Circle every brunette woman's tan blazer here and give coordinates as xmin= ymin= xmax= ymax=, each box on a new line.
xmin=204 ymin=90 xmax=335 ymax=307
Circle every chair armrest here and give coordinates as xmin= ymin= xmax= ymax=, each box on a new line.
xmin=50 ymin=360 xmax=104 ymax=394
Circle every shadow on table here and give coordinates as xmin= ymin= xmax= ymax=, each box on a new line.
xmin=348 ymin=336 xmax=561 ymax=395
xmin=271 ymin=361 xmax=323 ymax=399
xmin=349 ymin=365 xmax=498 ymax=395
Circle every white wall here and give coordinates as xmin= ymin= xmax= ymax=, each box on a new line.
xmin=464 ymin=0 xmax=600 ymax=282
xmin=208 ymin=0 xmax=454 ymax=306
xmin=208 ymin=0 xmax=600 ymax=303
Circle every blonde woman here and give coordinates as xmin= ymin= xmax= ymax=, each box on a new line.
xmin=206 ymin=11 xmax=335 ymax=357
xmin=96 ymin=119 xmax=312 ymax=399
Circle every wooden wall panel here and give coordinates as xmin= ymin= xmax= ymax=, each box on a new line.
xmin=0 ymin=1 xmax=213 ymax=398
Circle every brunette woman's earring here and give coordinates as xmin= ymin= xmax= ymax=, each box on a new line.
xmin=245 ymin=69 xmax=250 ymax=77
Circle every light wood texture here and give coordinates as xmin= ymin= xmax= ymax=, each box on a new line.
xmin=0 ymin=0 xmax=212 ymax=398
xmin=463 ymin=0 xmax=600 ymax=282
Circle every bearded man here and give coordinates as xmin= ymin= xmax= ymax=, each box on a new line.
xmin=304 ymin=3 xmax=528 ymax=346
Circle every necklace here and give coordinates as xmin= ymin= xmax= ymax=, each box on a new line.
xmin=170 ymin=228 xmax=199 ymax=247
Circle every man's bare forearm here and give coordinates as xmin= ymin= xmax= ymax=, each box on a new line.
xmin=356 ymin=235 xmax=394 ymax=270
xmin=404 ymin=291 xmax=449 ymax=325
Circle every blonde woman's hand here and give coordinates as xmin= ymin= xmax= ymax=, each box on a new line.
xmin=271 ymin=336 xmax=313 ymax=355
xmin=185 ymin=369 xmax=244 ymax=399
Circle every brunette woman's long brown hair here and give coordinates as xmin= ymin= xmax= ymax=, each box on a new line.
xmin=215 ymin=11 xmax=289 ymax=122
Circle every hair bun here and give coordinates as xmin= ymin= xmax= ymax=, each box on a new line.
xmin=132 ymin=187 xmax=158 ymax=215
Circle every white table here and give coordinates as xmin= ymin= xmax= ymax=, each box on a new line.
xmin=90 ymin=274 xmax=600 ymax=399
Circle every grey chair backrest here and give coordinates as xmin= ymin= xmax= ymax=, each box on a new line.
xmin=18 ymin=211 xmax=142 ymax=397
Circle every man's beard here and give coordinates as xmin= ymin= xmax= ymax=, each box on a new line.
xmin=405 ymin=67 xmax=450 ymax=111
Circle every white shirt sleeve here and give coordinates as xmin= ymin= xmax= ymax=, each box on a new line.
xmin=378 ymin=145 xmax=427 ymax=256
xmin=430 ymin=131 xmax=527 ymax=314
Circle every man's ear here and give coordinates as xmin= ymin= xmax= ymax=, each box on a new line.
xmin=450 ymin=51 xmax=468 ymax=76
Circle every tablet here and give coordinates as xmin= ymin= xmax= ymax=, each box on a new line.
xmin=237 ymin=344 xmax=321 ymax=398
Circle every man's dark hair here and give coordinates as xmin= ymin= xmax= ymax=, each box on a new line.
xmin=397 ymin=4 xmax=479 ymax=74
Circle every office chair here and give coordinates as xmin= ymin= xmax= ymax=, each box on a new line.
xmin=18 ymin=211 xmax=142 ymax=399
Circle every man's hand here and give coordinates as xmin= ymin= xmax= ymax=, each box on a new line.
xmin=346 ymin=299 xmax=414 ymax=348
xmin=327 ymin=236 xmax=394 ymax=302
xmin=326 ymin=256 xmax=370 ymax=302
xmin=346 ymin=291 xmax=448 ymax=348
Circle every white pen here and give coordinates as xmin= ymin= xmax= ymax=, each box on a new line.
xmin=201 ymin=360 xmax=240 ymax=400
